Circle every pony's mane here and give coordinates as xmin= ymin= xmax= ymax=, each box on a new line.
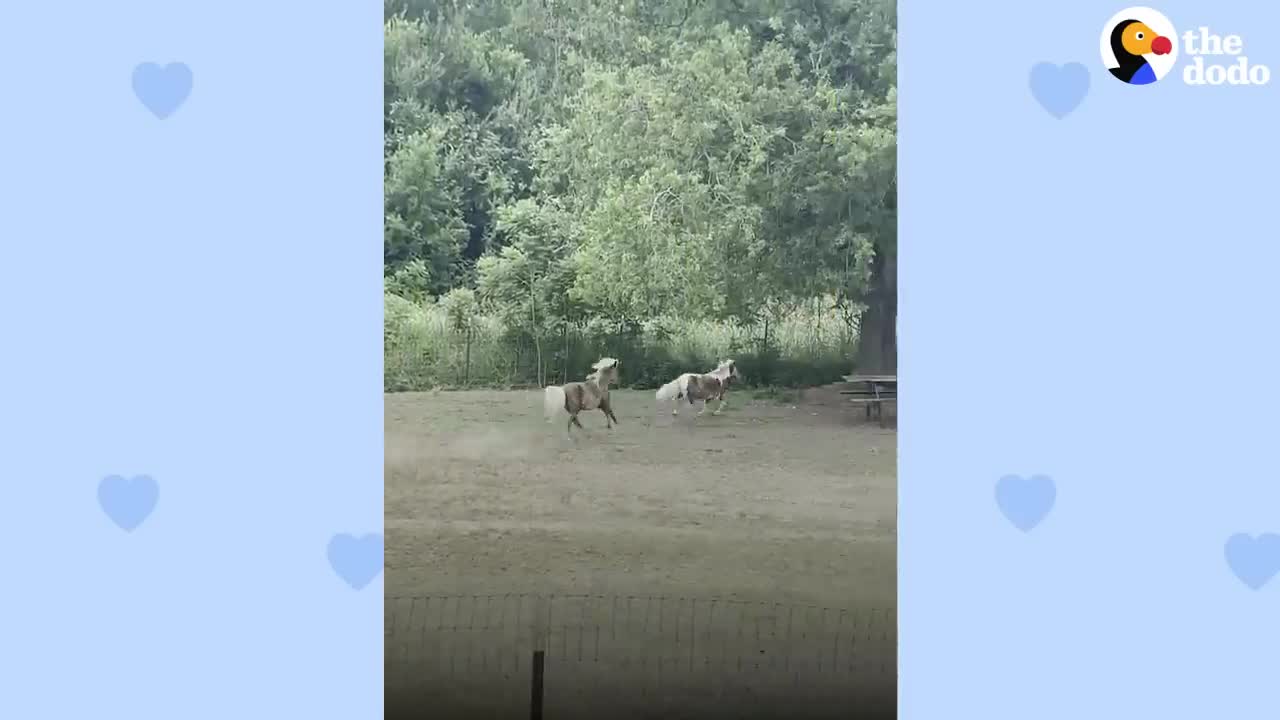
xmin=585 ymin=357 xmax=619 ymax=383
xmin=709 ymin=358 xmax=735 ymax=375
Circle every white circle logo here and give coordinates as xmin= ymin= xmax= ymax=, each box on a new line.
xmin=1101 ymin=7 xmax=1178 ymax=85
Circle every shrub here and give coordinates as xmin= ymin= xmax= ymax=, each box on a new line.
xmin=383 ymin=293 xmax=855 ymax=391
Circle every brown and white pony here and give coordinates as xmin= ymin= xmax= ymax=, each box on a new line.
xmin=655 ymin=359 xmax=741 ymax=417
xmin=543 ymin=357 xmax=621 ymax=435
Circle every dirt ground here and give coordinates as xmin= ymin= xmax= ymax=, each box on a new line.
xmin=385 ymin=386 xmax=897 ymax=719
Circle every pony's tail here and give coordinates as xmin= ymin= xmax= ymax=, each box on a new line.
xmin=543 ymin=385 xmax=567 ymax=422
xmin=655 ymin=377 xmax=684 ymax=403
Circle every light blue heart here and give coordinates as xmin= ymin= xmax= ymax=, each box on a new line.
xmin=1029 ymin=62 xmax=1089 ymax=119
xmin=132 ymin=62 xmax=193 ymax=119
xmin=995 ymin=474 xmax=1055 ymax=532
xmin=327 ymin=533 xmax=384 ymax=590
xmin=98 ymin=475 xmax=159 ymax=532
xmin=1224 ymin=533 xmax=1280 ymax=590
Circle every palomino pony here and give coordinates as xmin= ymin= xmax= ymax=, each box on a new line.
xmin=543 ymin=357 xmax=621 ymax=435
xmin=654 ymin=359 xmax=741 ymax=417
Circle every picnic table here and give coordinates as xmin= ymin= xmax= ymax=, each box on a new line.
xmin=839 ymin=374 xmax=897 ymax=426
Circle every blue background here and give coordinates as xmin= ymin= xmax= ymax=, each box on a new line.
xmin=0 ymin=1 xmax=382 ymax=717
xmin=901 ymin=0 xmax=1279 ymax=717
xmin=0 ymin=0 xmax=1274 ymax=717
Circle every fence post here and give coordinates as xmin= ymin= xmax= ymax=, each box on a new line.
xmin=529 ymin=594 xmax=548 ymax=720
xmin=530 ymin=649 xmax=545 ymax=720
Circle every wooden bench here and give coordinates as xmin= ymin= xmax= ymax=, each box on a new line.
xmin=839 ymin=374 xmax=897 ymax=426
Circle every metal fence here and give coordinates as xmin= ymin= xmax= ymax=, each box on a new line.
xmin=386 ymin=594 xmax=896 ymax=720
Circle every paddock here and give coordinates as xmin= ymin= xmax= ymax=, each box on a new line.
xmin=385 ymin=387 xmax=897 ymax=719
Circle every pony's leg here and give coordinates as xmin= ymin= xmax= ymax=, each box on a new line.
xmin=713 ymin=392 xmax=727 ymax=415
xmin=568 ymin=413 xmax=586 ymax=437
xmin=696 ymin=399 xmax=708 ymax=416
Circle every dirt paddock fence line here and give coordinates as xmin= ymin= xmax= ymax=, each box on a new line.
xmin=386 ymin=593 xmax=896 ymax=717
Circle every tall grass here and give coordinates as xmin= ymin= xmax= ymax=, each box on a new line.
xmin=384 ymin=294 xmax=856 ymax=391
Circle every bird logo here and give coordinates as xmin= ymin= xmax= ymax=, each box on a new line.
xmin=1101 ymin=8 xmax=1178 ymax=85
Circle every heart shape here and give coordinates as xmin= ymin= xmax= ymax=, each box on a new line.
xmin=132 ymin=62 xmax=193 ymax=119
xmin=1029 ymin=62 xmax=1089 ymax=119
xmin=98 ymin=475 xmax=159 ymax=532
xmin=327 ymin=533 xmax=384 ymax=590
xmin=1224 ymin=533 xmax=1280 ymax=590
xmin=995 ymin=474 xmax=1056 ymax=532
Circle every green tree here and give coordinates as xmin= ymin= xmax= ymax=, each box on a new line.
xmin=383 ymin=0 xmax=898 ymax=381
xmin=384 ymin=130 xmax=470 ymax=293
xmin=476 ymin=199 xmax=578 ymax=384
xmin=537 ymin=22 xmax=894 ymax=346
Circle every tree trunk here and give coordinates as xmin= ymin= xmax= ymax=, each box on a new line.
xmin=463 ymin=326 xmax=472 ymax=386
xmin=529 ymin=269 xmax=543 ymax=387
xmin=534 ymin=335 xmax=543 ymax=387
xmin=759 ymin=311 xmax=772 ymax=385
xmin=852 ymin=250 xmax=897 ymax=374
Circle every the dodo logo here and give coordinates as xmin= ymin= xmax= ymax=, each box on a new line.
xmin=1101 ymin=8 xmax=1177 ymax=85
xmin=1102 ymin=7 xmax=1272 ymax=87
